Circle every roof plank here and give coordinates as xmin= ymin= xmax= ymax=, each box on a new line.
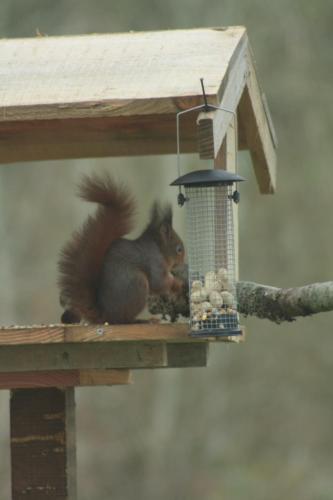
xmin=0 ymin=27 xmax=246 ymax=122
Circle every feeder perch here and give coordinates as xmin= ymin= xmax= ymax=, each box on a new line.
xmin=172 ymin=169 xmax=245 ymax=337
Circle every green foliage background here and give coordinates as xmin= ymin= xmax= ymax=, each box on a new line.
xmin=1 ymin=1 xmax=333 ymax=499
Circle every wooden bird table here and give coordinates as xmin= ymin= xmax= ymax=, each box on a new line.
xmin=0 ymin=323 xmax=242 ymax=499
xmin=0 ymin=25 xmax=276 ymax=499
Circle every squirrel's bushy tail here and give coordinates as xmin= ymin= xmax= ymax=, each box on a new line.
xmin=58 ymin=174 xmax=136 ymax=322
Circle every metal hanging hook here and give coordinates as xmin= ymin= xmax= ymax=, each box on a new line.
xmin=176 ymin=78 xmax=240 ymax=205
xmin=200 ymin=77 xmax=210 ymax=112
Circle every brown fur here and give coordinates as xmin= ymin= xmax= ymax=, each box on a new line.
xmin=58 ymin=173 xmax=185 ymax=324
xmin=58 ymin=174 xmax=136 ymax=322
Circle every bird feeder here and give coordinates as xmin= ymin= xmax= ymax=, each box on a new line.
xmin=171 ymin=169 xmax=245 ymax=337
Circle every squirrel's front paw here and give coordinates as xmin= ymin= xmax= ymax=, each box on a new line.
xmin=170 ymin=276 xmax=184 ymax=294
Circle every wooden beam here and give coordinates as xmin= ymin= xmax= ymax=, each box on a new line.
xmin=0 ymin=369 xmax=131 ymax=390
xmin=0 ymin=343 xmax=167 ymax=372
xmin=0 ymin=323 xmax=187 ymax=346
xmin=166 ymin=343 xmax=208 ymax=368
xmin=0 ymin=114 xmax=198 ymax=164
xmin=0 ymin=341 xmax=220 ymax=373
xmin=0 ymin=340 xmax=225 ymax=372
xmin=10 ymin=388 xmax=76 ymax=499
xmin=196 ymin=42 xmax=276 ymax=195
xmin=0 ymin=322 xmax=241 ymax=346
xmin=237 ymin=47 xmax=277 ymax=193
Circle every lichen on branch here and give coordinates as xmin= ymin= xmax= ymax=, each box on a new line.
xmin=148 ymin=265 xmax=333 ymax=324
xmin=236 ymin=281 xmax=333 ymax=323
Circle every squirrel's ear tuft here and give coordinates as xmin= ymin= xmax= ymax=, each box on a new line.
xmin=149 ymin=202 xmax=173 ymax=242
xmin=149 ymin=202 xmax=173 ymax=228
xmin=161 ymin=204 xmax=172 ymax=226
xmin=149 ymin=202 xmax=160 ymax=228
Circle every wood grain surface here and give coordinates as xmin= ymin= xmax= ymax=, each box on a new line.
xmin=0 ymin=322 xmax=243 ymax=345
xmin=0 ymin=369 xmax=132 ymax=389
xmin=0 ymin=27 xmax=246 ymax=121
xmin=10 ymin=388 xmax=77 ymax=499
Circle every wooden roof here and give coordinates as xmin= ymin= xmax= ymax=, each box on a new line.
xmin=0 ymin=27 xmax=276 ymax=191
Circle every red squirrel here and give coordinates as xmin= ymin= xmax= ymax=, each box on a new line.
xmin=58 ymin=173 xmax=185 ymax=324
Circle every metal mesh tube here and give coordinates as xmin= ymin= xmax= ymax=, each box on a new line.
xmin=185 ymin=185 xmax=240 ymax=336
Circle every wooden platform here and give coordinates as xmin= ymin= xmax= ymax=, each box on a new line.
xmin=0 ymin=323 xmax=243 ymax=389
xmin=0 ymin=322 xmax=242 ymax=500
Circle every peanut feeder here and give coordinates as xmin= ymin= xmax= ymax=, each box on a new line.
xmin=171 ymin=169 xmax=245 ymax=337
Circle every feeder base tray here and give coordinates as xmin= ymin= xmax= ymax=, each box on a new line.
xmin=190 ymin=328 xmax=242 ymax=338
xmin=191 ymin=311 xmax=240 ymax=337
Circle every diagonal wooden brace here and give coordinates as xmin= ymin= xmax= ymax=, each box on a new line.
xmin=196 ymin=42 xmax=276 ymax=194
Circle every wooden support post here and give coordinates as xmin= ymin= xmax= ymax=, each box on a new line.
xmin=10 ymin=387 xmax=76 ymax=500
xmin=214 ymin=123 xmax=239 ymax=279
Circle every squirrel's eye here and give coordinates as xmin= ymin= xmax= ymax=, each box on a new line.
xmin=176 ymin=244 xmax=183 ymax=254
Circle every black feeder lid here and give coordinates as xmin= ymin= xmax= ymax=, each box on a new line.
xmin=171 ymin=169 xmax=245 ymax=187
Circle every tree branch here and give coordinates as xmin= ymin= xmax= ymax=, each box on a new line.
xmin=148 ymin=267 xmax=333 ymax=323
xmin=236 ymin=281 xmax=333 ymax=323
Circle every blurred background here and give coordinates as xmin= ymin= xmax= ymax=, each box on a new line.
xmin=1 ymin=1 xmax=333 ymax=499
